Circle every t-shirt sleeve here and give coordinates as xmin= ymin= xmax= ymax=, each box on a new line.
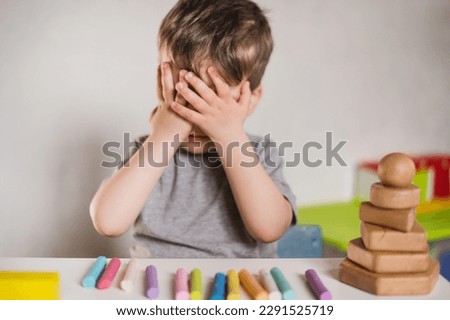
xmin=250 ymin=134 xmax=298 ymax=225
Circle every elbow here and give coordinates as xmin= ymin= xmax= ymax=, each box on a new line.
xmin=94 ymin=222 xmax=126 ymax=238
xmin=89 ymin=200 xmax=127 ymax=237
xmin=253 ymin=228 xmax=286 ymax=243
xmin=250 ymin=223 xmax=287 ymax=243
xmin=252 ymin=203 xmax=293 ymax=243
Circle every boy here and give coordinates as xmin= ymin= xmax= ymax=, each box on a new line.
xmin=90 ymin=0 xmax=297 ymax=258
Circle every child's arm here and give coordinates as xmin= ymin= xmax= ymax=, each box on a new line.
xmin=216 ymin=132 xmax=293 ymax=243
xmin=89 ymin=63 xmax=191 ymax=237
xmin=171 ymin=68 xmax=293 ymax=243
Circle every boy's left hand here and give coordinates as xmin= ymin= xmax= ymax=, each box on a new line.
xmin=171 ymin=67 xmax=252 ymax=144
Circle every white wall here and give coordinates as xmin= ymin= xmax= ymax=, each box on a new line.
xmin=1 ymin=0 xmax=449 ymax=258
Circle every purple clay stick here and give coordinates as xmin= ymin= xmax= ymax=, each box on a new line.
xmin=305 ymin=269 xmax=332 ymax=300
xmin=145 ymin=265 xmax=159 ymax=299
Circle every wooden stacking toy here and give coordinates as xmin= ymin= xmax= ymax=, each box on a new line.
xmin=339 ymin=153 xmax=440 ymax=295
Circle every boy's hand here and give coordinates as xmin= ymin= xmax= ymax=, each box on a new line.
xmin=150 ymin=62 xmax=192 ymax=143
xmin=171 ymin=67 xmax=252 ymax=145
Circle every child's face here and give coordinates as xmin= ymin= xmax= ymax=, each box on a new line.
xmin=159 ymin=48 xmax=245 ymax=154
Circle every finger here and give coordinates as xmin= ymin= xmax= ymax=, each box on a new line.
xmin=170 ymin=101 xmax=205 ymax=126
xmin=175 ymin=81 xmax=211 ymax=114
xmin=161 ymin=62 xmax=175 ymax=103
xmin=175 ymin=70 xmax=188 ymax=106
xmin=238 ymin=81 xmax=252 ymax=108
xmin=156 ymin=65 xmax=164 ymax=103
xmin=172 ymin=66 xmax=180 ymax=84
xmin=208 ymin=66 xmax=231 ymax=100
xmin=184 ymin=71 xmax=219 ymax=106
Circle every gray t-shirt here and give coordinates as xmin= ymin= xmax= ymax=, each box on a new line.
xmin=126 ymin=133 xmax=297 ymax=258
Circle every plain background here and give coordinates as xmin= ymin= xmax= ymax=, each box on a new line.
xmin=0 ymin=0 xmax=449 ymax=258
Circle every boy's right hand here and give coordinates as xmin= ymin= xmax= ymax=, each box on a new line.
xmin=150 ymin=62 xmax=192 ymax=143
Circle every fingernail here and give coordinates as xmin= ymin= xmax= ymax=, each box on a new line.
xmin=208 ymin=66 xmax=215 ymax=73
xmin=176 ymin=82 xmax=184 ymax=90
xmin=185 ymin=72 xmax=193 ymax=79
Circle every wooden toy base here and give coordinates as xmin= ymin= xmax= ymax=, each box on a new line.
xmin=339 ymin=258 xmax=439 ymax=296
xmin=347 ymin=238 xmax=429 ymax=273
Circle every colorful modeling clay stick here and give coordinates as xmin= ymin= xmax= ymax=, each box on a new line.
xmin=238 ymin=269 xmax=268 ymax=300
xmin=145 ymin=265 xmax=159 ymax=299
xmin=226 ymin=269 xmax=240 ymax=300
xmin=82 ymin=256 xmax=107 ymax=288
xmin=119 ymin=259 xmax=139 ymax=292
xmin=190 ymin=268 xmax=203 ymax=300
xmin=209 ymin=273 xmax=226 ymax=300
xmin=97 ymin=257 xmax=121 ymax=289
xmin=175 ymin=268 xmax=190 ymax=300
xmin=270 ymin=267 xmax=296 ymax=300
xmin=305 ymin=269 xmax=332 ymax=300
xmin=259 ymin=269 xmax=282 ymax=300
xmin=0 ymin=271 xmax=60 ymax=299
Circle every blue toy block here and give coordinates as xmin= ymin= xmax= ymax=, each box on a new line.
xmin=277 ymin=225 xmax=322 ymax=258
xmin=440 ymin=252 xmax=450 ymax=282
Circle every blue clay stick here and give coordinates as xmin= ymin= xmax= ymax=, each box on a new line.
xmin=82 ymin=256 xmax=107 ymax=288
xmin=210 ymin=273 xmax=226 ymax=300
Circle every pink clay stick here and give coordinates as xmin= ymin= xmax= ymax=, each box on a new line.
xmin=175 ymin=268 xmax=190 ymax=300
xmin=97 ymin=257 xmax=121 ymax=289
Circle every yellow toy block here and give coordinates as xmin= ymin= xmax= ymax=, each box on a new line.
xmin=416 ymin=199 xmax=450 ymax=214
xmin=0 ymin=271 xmax=59 ymax=300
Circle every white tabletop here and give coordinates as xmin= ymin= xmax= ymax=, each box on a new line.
xmin=1 ymin=258 xmax=449 ymax=300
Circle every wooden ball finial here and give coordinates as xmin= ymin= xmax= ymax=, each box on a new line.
xmin=377 ymin=153 xmax=416 ymax=187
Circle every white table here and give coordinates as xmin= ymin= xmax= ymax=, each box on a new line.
xmin=1 ymin=258 xmax=449 ymax=300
